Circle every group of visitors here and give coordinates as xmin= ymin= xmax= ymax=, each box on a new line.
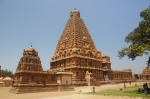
xmin=138 ymin=83 xmax=150 ymax=94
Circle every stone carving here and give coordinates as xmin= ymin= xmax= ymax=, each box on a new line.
xmin=50 ymin=9 xmax=132 ymax=85
xmin=16 ymin=46 xmax=43 ymax=72
xmin=11 ymin=46 xmax=74 ymax=93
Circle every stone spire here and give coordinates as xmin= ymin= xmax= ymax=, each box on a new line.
xmin=16 ymin=46 xmax=43 ymax=72
xmin=51 ymin=9 xmax=101 ymax=61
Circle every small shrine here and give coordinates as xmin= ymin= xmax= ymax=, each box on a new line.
xmin=10 ymin=46 xmax=74 ymax=94
xmin=139 ymin=57 xmax=150 ymax=80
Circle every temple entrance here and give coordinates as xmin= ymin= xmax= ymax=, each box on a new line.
xmin=103 ymin=71 xmax=109 ymax=81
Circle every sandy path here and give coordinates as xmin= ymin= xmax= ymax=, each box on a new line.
xmin=0 ymin=82 xmax=146 ymax=99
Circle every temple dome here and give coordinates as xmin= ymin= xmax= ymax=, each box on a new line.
xmin=25 ymin=47 xmax=35 ymax=51
xmin=25 ymin=45 xmax=36 ymax=52
xmin=70 ymin=8 xmax=80 ymax=17
xmin=16 ymin=46 xmax=43 ymax=72
xmin=3 ymin=77 xmax=12 ymax=80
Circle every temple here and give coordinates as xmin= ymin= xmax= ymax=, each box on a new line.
xmin=10 ymin=9 xmax=132 ymax=93
xmin=10 ymin=46 xmax=74 ymax=93
xmin=138 ymin=57 xmax=150 ymax=80
xmin=50 ymin=9 xmax=132 ymax=85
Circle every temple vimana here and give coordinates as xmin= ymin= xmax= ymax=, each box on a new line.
xmin=136 ymin=57 xmax=150 ymax=80
xmin=10 ymin=9 xmax=132 ymax=93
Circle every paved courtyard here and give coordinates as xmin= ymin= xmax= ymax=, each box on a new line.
xmin=0 ymin=82 xmax=147 ymax=99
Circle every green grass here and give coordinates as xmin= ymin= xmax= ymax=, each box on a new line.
xmin=88 ymin=85 xmax=150 ymax=98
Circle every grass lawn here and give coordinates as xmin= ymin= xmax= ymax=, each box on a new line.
xmin=88 ymin=85 xmax=150 ymax=98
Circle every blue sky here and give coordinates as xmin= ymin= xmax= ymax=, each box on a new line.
xmin=0 ymin=0 xmax=149 ymax=74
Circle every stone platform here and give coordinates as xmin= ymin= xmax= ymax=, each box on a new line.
xmin=10 ymin=84 xmax=74 ymax=94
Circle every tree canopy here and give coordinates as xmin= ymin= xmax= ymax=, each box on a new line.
xmin=1 ymin=69 xmax=14 ymax=77
xmin=118 ymin=7 xmax=150 ymax=60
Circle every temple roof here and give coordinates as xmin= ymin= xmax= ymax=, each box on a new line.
xmin=70 ymin=8 xmax=80 ymax=17
xmin=51 ymin=9 xmax=101 ymax=61
xmin=25 ymin=47 xmax=35 ymax=51
xmin=16 ymin=46 xmax=43 ymax=72
xmin=3 ymin=76 xmax=12 ymax=80
xmin=25 ymin=45 xmax=36 ymax=51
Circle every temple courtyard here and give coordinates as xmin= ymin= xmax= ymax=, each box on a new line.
xmin=0 ymin=82 xmax=148 ymax=99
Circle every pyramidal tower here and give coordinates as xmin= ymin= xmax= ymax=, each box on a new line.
xmin=50 ymin=9 xmax=111 ymax=84
xmin=16 ymin=45 xmax=43 ymax=72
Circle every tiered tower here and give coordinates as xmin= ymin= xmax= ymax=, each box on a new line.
xmin=11 ymin=45 xmax=75 ymax=93
xmin=50 ymin=9 xmax=111 ymax=84
xmin=16 ymin=45 xmax=43 ymax=72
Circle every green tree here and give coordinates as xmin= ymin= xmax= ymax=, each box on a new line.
xmin=1 ymin=69 xmax=14 ymax=77
xmin=118 ymin=7 xmax=150 ymax=60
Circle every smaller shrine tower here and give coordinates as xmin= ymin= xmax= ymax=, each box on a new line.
xmin=16 ymin=45 xmax=43 ymax=73
xmin=139 ymin=57 xmax=150 ymax=80
xmin=11 ymin=45 xmax=74 ymax=94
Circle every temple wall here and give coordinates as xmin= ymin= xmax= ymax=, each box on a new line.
xmin=108 ymin=71 xmax=132 ymax=82
xmin=10 ymin=85 xmax=74 ymax=94
xmin=11 ymin=72 xmax=74 ymax=94
xmin=61 ymin=75 xmax=72 ymax=85
xmin=139 ymin=68 xmax=150 ymax=80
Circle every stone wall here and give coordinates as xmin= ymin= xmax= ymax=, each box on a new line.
xmin=10 ymin=84 xmax=74 ymax=94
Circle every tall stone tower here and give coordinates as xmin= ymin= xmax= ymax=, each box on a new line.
xmin=50 ymin=9 xmax=111 ymax=84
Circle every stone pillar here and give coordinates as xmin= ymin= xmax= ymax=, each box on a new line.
xmin=85 ymin=71 xmax=91 ymax=86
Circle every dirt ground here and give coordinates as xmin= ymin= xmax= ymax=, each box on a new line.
xmin=0 ymin=82 xmax=147 ymax=99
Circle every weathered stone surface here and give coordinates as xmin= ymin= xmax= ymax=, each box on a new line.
xmin=50 ymin=9 xmax=132 ymax=85
xmin=11 ymin=9 xmax=133 ymax=94
xmin=10 ymin=85 xmax=74 ymax=94
xmin=139 ymin=68 xmax=150 ymax=80
xmin=16 ymin=46 xmax=43 ymax=72
xmin=11 ymin=46 xmax=74 ymax=94
xmin=2 ymin=77 xmax=12 ymax=87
